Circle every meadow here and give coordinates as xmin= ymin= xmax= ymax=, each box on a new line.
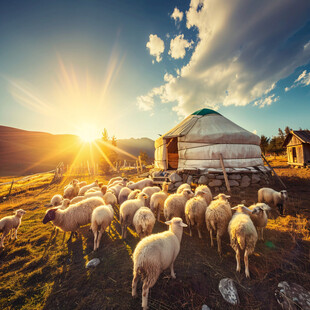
xmin=0 ymin=158 xmax=309 ymax=310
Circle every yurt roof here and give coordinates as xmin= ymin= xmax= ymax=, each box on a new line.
xmin=155 ymin=108 xmax=260 ymax=147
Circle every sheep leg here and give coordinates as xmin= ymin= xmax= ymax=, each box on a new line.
xmin=235 ymin=248 xmax=241 ymax=273
xmin=244 ymin=249 xmax=250 ymax=278
xmin=62 ymin=232 xmax=66 ymax=244
xmin=157 ymin=207 xmax=160 ymax=221
xmin=124 ymin=225 xmax=128 ymax=239
xmin=197 ymin=225 xmax=202 ymax=239
xmin=14 ymin=227 xmax=19 ymax=240
xmin=0 ymin=230 xmax=8 ymax=247
xmin=121 ymin=225 xmax=124 ymax=239
xmin=210 ymin=230 xmax=214 ymax=247
xmin=170 ymin=263 xmax=176 ymax=279
xmin=96 ymin=230 xmax=103 ymax=250
xmin=141 ymin=272 xmax=159 ymax=310
xmin=93 ymin=231 xmax=98 ymax=251
xmin=67 ymin=232 xmax=74 ymax=243
xmin=132 ymin=271 xmax=139 ymax=298
xmin=261 ymin=228 xmax=264 ymax=241
xmin=216 ymin=233 xmax=222 ymax=256
xmin=10 ymin=229 xmax=15 ymax=240
xmin=189 ymin=224 xmax=192 ymax=237
xmin=142 ymin=281 xmax=150 ymax=310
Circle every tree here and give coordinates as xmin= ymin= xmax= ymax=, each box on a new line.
xmin=260 ymin=135 xmax=270 ymax=155
xmin=139 ymin=151 xmax=149 ymax=165
xmin=284 ymin=126 xmax=291 ymax=135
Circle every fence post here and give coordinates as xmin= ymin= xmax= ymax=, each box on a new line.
xmin=7 ymin=179 xmax=15 ymax=198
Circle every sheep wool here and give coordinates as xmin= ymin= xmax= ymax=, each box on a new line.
xmin=128 ymin=189 xmax=141 ymax=200
xmin=142 ymin=186 xmax=161 ymax=207
xmin=128 ymin=178 xmax=154 ymax=190
xmin=50 ymin=194 xmax=63 ymax=207
xmin=248 ymin=203 xmax=271 ymax=240
xmin=119 ymin=187 xmax=132 ymax=205
xmin=176 ymin=183 xmax=191 ymax=194
xmin=150 ymin=183 xmax=169 ymax=221
xmin=195 ymin=185 xmax=212 ymax=205
xmin=258 ymin=187 xmax=288 ymax=215
xmin=78 ymin=180 xmax=99 ymax=196
xmin=133 ymin=207 xmax=156 ymax=239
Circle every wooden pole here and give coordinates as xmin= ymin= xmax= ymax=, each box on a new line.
xmin=7 ymin=179 xmax=15 ymax=198
xmin=219 ymin=154 xmax=231 ymax=193
xmin=261 ymin=154 xmax=286 ymax=189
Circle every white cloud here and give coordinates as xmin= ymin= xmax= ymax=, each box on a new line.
xmin=139 ymin=0 xmax=310 ymax=115
xmin=171 ymin=7 xmax=183 ymax=22
xmin=285 ymin=70 xmax=310 ymax=91
xmin=169 ymin=34 xmax=193 ymax=59
xmin=254 ymin=94 xmax=279 ymax=108
xmin=146 ymin=34 xmax=165 ymax=62
xmin=252 ymin=129 xmax=257 ymax=135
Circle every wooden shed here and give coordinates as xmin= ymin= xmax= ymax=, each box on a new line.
xmin=283 ymin=130 xmax=310 ymax=166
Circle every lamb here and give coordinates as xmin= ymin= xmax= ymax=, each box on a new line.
xmin=205 ymin=194 xmax=232 ymax=255
xmin=103 ymin=191 xmax=117 ymax=207
xmin=128 ymin=178 xmax=154 ymax=190
xmin=49 ymin=194 xmax=63 ymax=207
xmin=119 ymin=192 xmax=148 ymax=239
xmin=78 ymin=180 xmax=99 ymax=196
xmin=185 ymin=190 xmax=209 ymax=239
xmin=132 ymin=217 xmax=187 ymax=310
xmin=195 ymin=185 xmax=212 ymax=205
xmin=176 ymin=183 xmax=191 ymax=194
xmin=63 ymin=181 xmax=80 ymax=200
xmin=248 ymin=203 xmax=271 ymax=240
xmin=43 ymin=197 xmax=105 ymax=242
xmin=228 ymin=204 xmax=258 ymax=278
xmin=258 ymin=187 xmax=288 ymax=215
xmin=0 ymin=209 xmax=26 ymax=247
xmin=133 ymin=207 xmax=156 ymax=239
xmin=164 ymin=189 xmax=194 ymax=221
xmin=128 ymin=189 xmax=141 ymax=200
xmin=142 ymin=186 xmax=161 ymax=207
xmin=119 ymin=187 xmax=132 ymax=205
xmin=91 ymin=204 xmax=114 ymax=251
xmin=150 ymin=182 xmax=169 ymax=221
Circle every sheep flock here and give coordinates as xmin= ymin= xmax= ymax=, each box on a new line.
xmin=0 ymin=174 xmax=294 ymax=309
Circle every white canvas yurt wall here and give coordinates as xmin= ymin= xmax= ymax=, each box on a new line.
xmin=154 ymin=108 xmax=263 ymax=170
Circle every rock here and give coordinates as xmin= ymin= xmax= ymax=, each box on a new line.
xmin=219 ymin=278 xmax=239 ymax=306
xmin=198 ymin=176 xmax=208 ymax=184
xmin=152 ymin=170 xmax=164 ymax=178
xmin=275 ymin=281 xmax=310 ymax=310
xmin=228 ymin=180 xmax=239 ymax=187
xmin=168 ymin=183 xmax=176 ymax=192
xmin=208 ymin=174 xmax=215 ymax=179
xmin=169 ymin=172 xmax=182 ymax=183
xmin=187 ymin=175 xmax=193 ymax=185
xmin=174 ymin=181 xmax=183 ymax=189
xmin=201 ymin=305 xmax=211 ymax=310
xmin=215 ymin=175 xmax=225 ymax=180
xmin=240 ymin=175 xmax=251 ymax=187
xmin=182 ymin=174 xmax=188 ymax=183
xmin=208 ymin=168 xmax=223 ymax=173
xmin=86 ymin=258 xmax=100 ymax=268
xmin=251 ymin=174 xmax=261 ymax=184
xmin=229 ymin=174 xmax=241 ymax=180
xmin=208 ymin=180 xmax=222 ymax=187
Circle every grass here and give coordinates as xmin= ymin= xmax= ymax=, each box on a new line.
xmin=0 ymin=163 xmax=309 ymax=309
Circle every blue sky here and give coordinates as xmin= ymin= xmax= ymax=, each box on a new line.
xmin=0 ymin=0 xmax=310 ymax=141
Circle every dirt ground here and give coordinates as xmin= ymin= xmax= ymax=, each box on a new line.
xmin=0 ymin=159 xmax=309 ymax=310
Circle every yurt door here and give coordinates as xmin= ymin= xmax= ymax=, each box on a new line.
xmin=166 ymin=138 xmax=179 ymax=170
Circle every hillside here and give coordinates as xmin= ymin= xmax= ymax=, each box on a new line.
xmin=0 ymin=126 xmax=154 ymax=176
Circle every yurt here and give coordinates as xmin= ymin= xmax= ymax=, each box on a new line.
xmin=154 ymin=108 xmax=263 ymax=171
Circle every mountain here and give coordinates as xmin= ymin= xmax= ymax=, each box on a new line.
xmin=0 ymin=126 xmax=154 ymax=176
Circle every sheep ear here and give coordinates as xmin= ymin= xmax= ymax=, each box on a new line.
xmin=231 ymin=206 xmax=239 ymax=210
xmin=225 ymin=195 xmax=231 ymax=199
xmin=262 ymin=204 xmax=271 ymax=211
xmin=180 ymin=222 xmax=188 ymax=227
xmin=165 ymin=220 xmax=172 ymax=225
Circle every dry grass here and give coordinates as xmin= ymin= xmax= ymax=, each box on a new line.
xmin=0 ymin=164 xmax=309 ymax=310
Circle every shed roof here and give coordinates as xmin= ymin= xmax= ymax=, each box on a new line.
xmin=283 ymin=130 xmax=310 ymax=147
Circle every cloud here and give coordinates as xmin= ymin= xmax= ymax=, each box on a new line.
xmin=139 ymin=0 xmax=310 ymax=116
xmin=171 ymin=7 xmax=183 ymax=22
xmin=168 ymin=34 xmax=193 ymax=59
xmin=285 ymin=70 xmax=310 ymax=91
xmin=146 ymin=34 xmax=165 ymax=62
xmin=254 ymin=94 xmax=279 ymax=108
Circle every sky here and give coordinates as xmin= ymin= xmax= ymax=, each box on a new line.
xmin=0 ymin=0 xmax=310 ymax=141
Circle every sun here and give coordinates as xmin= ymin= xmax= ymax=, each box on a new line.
xmin=76 ymin=123 xmax=100 ymax=143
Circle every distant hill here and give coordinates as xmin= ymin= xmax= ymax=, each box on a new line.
xmin=0 ymin=126 xmax=154 ymax=176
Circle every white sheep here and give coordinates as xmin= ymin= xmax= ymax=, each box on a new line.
xmin=128 ymin=178 xmax=154 ymax=190
xmin=78 ymin=180 xmax=99 ymax=196
xmin=108 ymin=184 xmax=125 ymax=200
xmin=119 ymin=192 xmax=148 ymax=239
xmin=85 ymin=187 xmax=101 ymax=194
xmin=108 ymin=176 xmax=123 ymax=186
xmin=43 ymin=197 xmax=104 ymax=242
xmin=133 ymin=207 xmax=156 ymax=239
xmin=164 ymin=189 xmax=194 ymax=221
xmin=195 ymin=185 xmax=212 ymax=205
xmin=56 ymin=199 xmax=71 ymax=210
xmin=70 ymin=196 xmax=86 ymax=204
xmin=119 ymin=187 xmax=132 ymax=205
xmin=205 ymin=194 xmax=232 ymax=255
xmin=128 ymin=189 xmax=141 ymax=200
xmin=150 ymin=182 xmax=169 ymax=221
xmin=103 ymin=191 xmax=117 ymax=207
xmin=248 ymin=203 xmax=271 ymax=240
xmin=176 ymin=183 xmax=191 ymax=194
xmin=63 ymin=182 xmax=80 ymax=200
xmin=50 ymin=194 xmax=63 ymax=207
xmin=132 ymin=217 xmax=187 ymax=310
xmin=185 ymin=190 xmax=209 ymax=239
xmin=91 ymin=204 xmax=114 ymax=251
xmin=142 ymin=186 xmax=161 ymax=207
xmin=0 ymin=209 xmax=26 ymax=247
xmin=78 ymin=181 xmax=87 ymax=188
xmin=228 ymin=204 xmax=258 ymax=278
xmin=258 ymin=187 xmax=288 ymax=215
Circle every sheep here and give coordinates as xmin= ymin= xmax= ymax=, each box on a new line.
xmin=78 ymin=180 xmax=99 ymax=196
xmin=119 ymin=187 xmax=132 ymax=205
xmin=64 ymin=179 xmax=79 ymax=189
xmin=56 ymin=199 xmax=71 ymax=210
xmin=108 ymin=176 xmax=123 ymax=186
xmin=176 ymin=183 xmax=191 ymax=194
xmin=119 ymin=192 xmax=148 ymax=239
xmin=50 ymin=194 xmax=63 ymax=207
xmin=205 ymin=194 xmax=232 ymax=255
xmin=84 ymin=186 xmax=107 ymax=199
xmin=128 ymin=178 xmax=154 ymax=190
xmin=150 ymin=182 xmax=169 ymax=221
xmin=103 ymin=191 xmax=117 ymax=207
xmin=63 ymin=182 xmax=80 ymax=200
xmin=132 ymin=217 xmax=187 ymax=310
xmin=43 ymin=197 xmax=105 ymax=242
xmin=185 ymin=190 xmax=209 ymax=239
xmin=91 ymin=204 xmax=114 ymax=251
xmin=78 ymin=181 xmax=87 ymax=188
xmin=195 ymin=185 xmax=212 ymax=205
xmin=142 ymin=186 xmax=161 ymax=207
xmin=248 ymin=203 xmax=271 ymax=240
xmin=228 ymin=204 xmax=258 ymax=278
xmin=85 ymin=187 xmax=101 ymax=194
xmin=70 ymin=196 xmax=86 ymax=204
xmin=128 ymin=189 xmax=141 ymax=200
xmin=258 ymin=187 xmax=288 ymax=215
xmin=108 ymin=179 xmax=127 ymax=189
xmin=133 ymin=207 xmax=156 ymax=239
xmin=108 ymin=184 xmax=124 ymax=200
xmin=164 ymin=189 xmax=194 ymax=221
xmin=0 ymin=209 xmax=26 ymax=247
